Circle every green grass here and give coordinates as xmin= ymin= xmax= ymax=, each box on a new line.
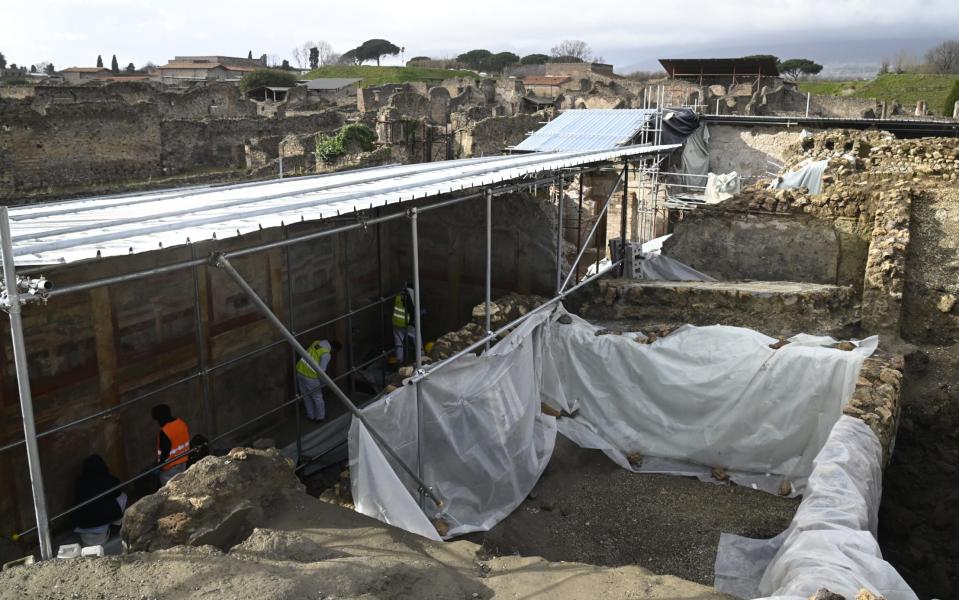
xmin=799 ymin=73 xmax=959 ymax=116
xmin=304 ymin=65 xmax=476 ymax=87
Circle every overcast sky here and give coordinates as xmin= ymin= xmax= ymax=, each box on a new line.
xmin=2 ymin=0 xmax=957 ymax=76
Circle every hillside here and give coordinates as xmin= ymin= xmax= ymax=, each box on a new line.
xmin=799 ymin=73 xmax=959 ymax=116
xmin=305 ymin=65 xmax=476 ymax=87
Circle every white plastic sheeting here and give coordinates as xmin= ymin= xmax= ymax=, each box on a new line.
xmin=705 ymin=172 xmax=742 ymax=204
xmin=715 ymin=416 xmax=918 ymax=600
xmin=348 ymin=310 xmax=555 ymax=539
xmin=772 ymin=160 xmax=828 ymax=195
xmin=543 ymin=314 xmax=877 ymax=495
xmin=637 ymin=253 xmax=717 ymax=281
xmin=350 ymin=305 xmax=877 ymax=530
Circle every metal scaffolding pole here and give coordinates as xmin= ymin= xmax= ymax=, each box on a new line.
xmin=560 ymin=166 xmax=626 ymax=292
xmin=0 ymin=206 xmax=53 ymax=560
xmin=409 ymin=208 xmax=426 ymax=507
xmin=190 ymin=244 xmax=216 ymax=439
xmin=484 ymin=190 xmax=492 ymax=352
xmin=555 ymin=175 xmax=564 ymax=294
xmin=212 ymin=252 xmax=443 ymax=507
xmin=575 ymin=168 xmax=584 ymax=284
xmin=282 ymin=227 xmax=302 ymax=464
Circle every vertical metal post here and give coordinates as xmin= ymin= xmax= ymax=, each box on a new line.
xmin=189 ymin=244 xmax=215 ymax=440
xmin=0 ymin=207 xmax=52 ymax=560
xmin=375 ymin=211 xmax=386 ymax=388
xmin=554 ymin=176 xmax=564 ymax=294
xmin=575 ymin=169 xmax=584 ymax=284
xmin=805 ymin=92 xmax=811 ymax=118
xmin=342 ymin=232 xmax=356 ymax=397
xmin=485 ymin=189 xmax=492 ymax=352
xmin=278 ymin=142 xmax=284 ymax=179
xmin=282 ymin=227 xmax=302 ymax=463
xmin=410 ymin=209 xmax=425 ymax=507
xmin=620 ymin=162 xmax=629 ymax=243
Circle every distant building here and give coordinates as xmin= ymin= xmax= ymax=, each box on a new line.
xmin=154 ymin=55 xmax=267 ymax=85
xmin=544 ymin=62 xmax=615 ymax=80
xmin=61 ymin=67 xmax=113 ymax=83
xmin=522 ymin=76 xmax=572 ymax=98
xmin=658 ymin=57 xmax=780 ymax=84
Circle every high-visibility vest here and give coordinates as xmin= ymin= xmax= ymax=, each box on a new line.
xmin=296 ymin=341 xmax=330 ymax=379
xmin=392 ymin=294 xmax=410 ymax=328
xmin=157 ymin=418 xmax=190 ymax=471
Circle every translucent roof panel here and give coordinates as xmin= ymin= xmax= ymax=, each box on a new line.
xmin=512 ymin=109 xmax=656 ymax=153
xmin=8 ymin=145 xmax=677 ymax=266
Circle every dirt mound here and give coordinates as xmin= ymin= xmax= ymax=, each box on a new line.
xmin=122 ymin=447 xmax=304 ymax=552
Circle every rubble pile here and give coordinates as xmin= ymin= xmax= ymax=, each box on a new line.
xmin=121 ymin=448 xmax=304 ymax=552
xmin=428 ymin=292 xmax=548 ymax=361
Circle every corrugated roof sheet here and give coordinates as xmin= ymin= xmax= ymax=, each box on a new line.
xmin=304 ymin=78 xmax=363 ymax=90
xmin=8 ymin=146 xmax=677 ymax=266
xmin=513 ymin=109 xmax=655 ymax=153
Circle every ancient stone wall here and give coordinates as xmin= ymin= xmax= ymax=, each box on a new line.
xmin=581 ymin=279 xmax=860 ymax=338
xmin=0 ymin=99 xmax=162 ymax=200
xmin=862 ymin=188 xmax=913 ymax=337
xmin=706 ymin=124 xmax=806 ymax=176
xmin=456 ymin=112 xmax=543 ymax=157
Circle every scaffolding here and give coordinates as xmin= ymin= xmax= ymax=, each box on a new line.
xmin=0 ymin=145 xmax=676 ymax=559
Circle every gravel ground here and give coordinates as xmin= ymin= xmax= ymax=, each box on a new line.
xmin=466 ymin=436 xmax=801 ymax=585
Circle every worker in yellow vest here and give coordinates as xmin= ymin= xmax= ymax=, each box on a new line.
xmin=295 ymin=339 xmax=342 ymax=422
xmin=152 ymin=403 xmax=190 ymax=486
xmin=391 ymin=286 xmax=417 ymax=364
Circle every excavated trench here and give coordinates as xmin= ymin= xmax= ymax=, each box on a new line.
xmin=465 ymin=436 xmax=800 ymax=585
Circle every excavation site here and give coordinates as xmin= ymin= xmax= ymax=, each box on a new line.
xmin=1 ymin=90 xmax=957 ymax=600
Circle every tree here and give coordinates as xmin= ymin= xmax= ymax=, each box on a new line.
xmin=309 ymin=47 xmax=319 ymax=69
xmin=96 ymin=55 xmax=103 ymax=68
xmin=550 ymin=40 xmax=592 ymax=62
xmin=456 ymin=49 xmax=492 ymax=70
xmin=293 ymin=41 xmax=314 ymax=69
xmin=925 ymin=40 xmax=959 ymax=74
xmin=0 ymin=52 xmax=6 ymax=69
xmin=314 ymin=41 xmax=336 ymax=67
xmin=520 ymin=53 xmax=550 ymax=65
xmin=487 ymin=51 xmax=519 ymax=73
xmin=125 ymin=62 xmax=135 ymax=73
xmin=45 ymin=63 xmax=55 ymax=75
xmin=280 ymin=59 xmax=292 ymax=70
xmin=239 ymin=68 xmax=299 ymax=93
xmin=777 ymin=58 xmax=823 ymax=80
xmin=339 ymin=49 xmax=360 ymax=65
xmin=352 ymin=38 xmax=400 ymax=66
xmin=30 ymin=64 xmax=37 ymax=73
xmin=248 ymin=50 xmax=253 ymax=59
xmin=110 ymin=54 xmax=119 ymax=73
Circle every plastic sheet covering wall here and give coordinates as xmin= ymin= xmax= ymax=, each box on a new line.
xmin=715 ymin=416 xmax=918 ymax=600
xmin=772 ymin=160 xmax=828 ymax=195
xmin=542 ymin=314 xmax=877 ymax=495
xmin=638 ymin=253 xmax=717 ymax=281
xmin=348 ymin=310 xmax=556 ymax=539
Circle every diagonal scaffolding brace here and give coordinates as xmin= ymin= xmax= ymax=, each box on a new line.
xmin=211 ymin=252 xmax=443 ymax=508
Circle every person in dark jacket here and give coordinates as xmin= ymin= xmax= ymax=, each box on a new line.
xmin=72 ymin=454 xmax=126 ymax=546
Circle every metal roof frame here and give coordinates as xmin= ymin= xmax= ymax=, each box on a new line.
xmin=8 ymin=145 xmax=677 ymax=266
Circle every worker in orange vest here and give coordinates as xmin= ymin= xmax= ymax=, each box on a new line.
xmin=152 ymin=404 xmax=190 ymax=486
